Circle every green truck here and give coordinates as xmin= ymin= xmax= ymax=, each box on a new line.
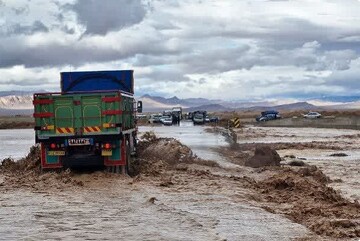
xmin=33 ymin=70 xmax=142 ymax=173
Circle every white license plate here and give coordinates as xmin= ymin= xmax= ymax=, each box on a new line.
xmin=68 ymin=138 xmax=91 ymax=146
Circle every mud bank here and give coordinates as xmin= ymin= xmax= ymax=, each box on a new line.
xmin=0 ymin=145 xmax=85 ymax=190
xmin=254 ymin=166 xmax=360 ymax=239
xmin=0 ymin=121 xmax=34 ymax=129
xmin=212 ymin=126 xmax=360 ymax=239
xmin=214 ymin=144 xmax=360 ymax=238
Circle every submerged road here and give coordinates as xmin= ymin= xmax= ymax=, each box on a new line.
xmin=139 ymin=121 xmax=239 ymax=169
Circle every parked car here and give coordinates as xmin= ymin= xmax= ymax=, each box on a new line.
xmin=162 ymin=116 xmax=173 ymax=125
xmin=148 ymin=114 xmax=163 ymax=123
xmin=303 ymin=112 xmax=322 ymax=118
xmin=256 ymin=110 xmax=281 ymax=122
xmin=159 ymin=115 xmax=171 ymax=123
xmin=193 ymin=111 xmax=206 ymax=124
xmin=209 ymin=116 xmax=219 ymax=123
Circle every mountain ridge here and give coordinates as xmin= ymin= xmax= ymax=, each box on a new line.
xmin=0 ymin=92 xmax=359 ymax=115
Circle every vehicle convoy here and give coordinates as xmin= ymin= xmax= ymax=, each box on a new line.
xmin=33 ymin=70 xmax=142 ymax=173
xmin=256 ymin=110 xmax=281 ymax=122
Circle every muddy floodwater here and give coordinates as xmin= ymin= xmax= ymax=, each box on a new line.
xmin=0 ymin=177 xmax=310 ymax=241
xmin=0 ymin=129 xmax=34 ymax=160
xmin=140 ymin=121 xmax=238 ymax=168
xmin=1 ymin=123 xmax=360 ymax=240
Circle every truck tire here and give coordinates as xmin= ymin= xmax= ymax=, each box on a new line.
xmin=125 ymin=141 xmax=130 ymax=175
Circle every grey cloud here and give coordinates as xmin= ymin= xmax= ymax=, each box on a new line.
xmin=0 ymin=35 xmax=176 ymax=68
xmin=61 ymin=25 xmax=75 ymax=35
xmin=180 ymin=45 xmax=252 ymax=74
xmin=69 ymin=0 xmax=147 ymax=35
xmin=2 ymin=21 xmax=49 ymax=35
xmin=179 ymin=41 xmax=356 ymax=75
xmin=179 ymin=17 xmax=330 ymax=46
xmin=133 ymin=55 xmax=172 ymax=67
xmin=1 ymin=78 xmax=50 ymax=86
xmin=134 ymin=39 xmax=357 ymax=80
xmin=138 ymin=68 xmax=191 ymax=83
xmin=326 ymin=62 xmax=360 ymax=89
xmin=12 ymin=6 xmax=29 ymax=15
xmin=56 ymin=13 xmax=64 ymax=22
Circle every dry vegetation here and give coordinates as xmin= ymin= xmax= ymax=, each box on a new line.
xmin=0 ymin=116 xmax=34 ymax=129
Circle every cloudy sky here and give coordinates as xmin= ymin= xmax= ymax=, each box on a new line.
xmin=1 ymin=0 xmax=360 ymax=100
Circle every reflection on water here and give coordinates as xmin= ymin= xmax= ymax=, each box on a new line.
xmin=0 ymin=129 xmax=34 ymax=160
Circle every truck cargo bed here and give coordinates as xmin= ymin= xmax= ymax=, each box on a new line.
xmin=33 ymin=91 xmax=135 ymax=140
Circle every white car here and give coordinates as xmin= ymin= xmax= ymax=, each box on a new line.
xmin=303 ymin=112 xmax=322 ymax=118
xmin=148 ymin=114 xmax=163 ymax=123
xmin=162 ymin=116 xmax=173 ymax=125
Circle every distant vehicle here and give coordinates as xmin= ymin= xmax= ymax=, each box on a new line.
xmin=187 ymin=112 xmax=194 ymax=120
xmin=256 ymin=110 xmax=281 ymax=122
xmin=149 ymin=114 xmax=163 ymax=124
xmin=162 ymin=116 xmax=173 ymax=125
xmin=172 ymin=107 xmax=183 ymax=120
xmin=160 ymin=115 xmax=172 ymax=124
xmin=163 ymin=110 xmax=172 ymax=116
xmin=303 ymin=112 xmax=322 ymax=119
xmin=136 ymin=114 xmax=147 ymax=120
xmin=209 ymin=116 xmax=219 ymax=123
xmin=205 ymin=115 xmax=210 ymax=122
xmin=193 ymin=111 xmax=206 ymax=124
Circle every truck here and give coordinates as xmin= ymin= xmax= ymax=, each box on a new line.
xmin=33 ymin=70 xmax=142 ymax=174
xmin=172 ymin=107 xmax=182 ymax=120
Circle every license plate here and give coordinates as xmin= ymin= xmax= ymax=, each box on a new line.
xmin=48 ymin=151 xmax=65 ymax=156
xmin=68 ymin=138 xmax=91 ymax=146
xmin=102 ymin=150 xmax=112 ymax=156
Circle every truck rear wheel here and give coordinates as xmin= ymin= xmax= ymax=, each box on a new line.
xmin=125 ymin=135 xmax=135 ymax=175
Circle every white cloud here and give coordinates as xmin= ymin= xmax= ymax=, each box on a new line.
xmin=0 ymin=0 xmax=360 ymax=100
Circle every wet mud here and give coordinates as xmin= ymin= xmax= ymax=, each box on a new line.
xmin=213 ymin=126 xmax=360 ymax=239
xmin=253 ymin=166 xmax=360 ymax=239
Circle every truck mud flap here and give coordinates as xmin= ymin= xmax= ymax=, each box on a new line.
xmin=41 ymin=143 xmax=63 ymax=169
xmin=104 ymin=139 xmax=126 ymax=166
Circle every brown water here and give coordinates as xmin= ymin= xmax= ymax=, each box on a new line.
xmin=0 ymin=175 xmax=311 ymax=241
xmin=5 ymin=124 xmax=359 ymax=240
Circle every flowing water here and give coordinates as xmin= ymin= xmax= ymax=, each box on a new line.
xmin=0 ymin=129 xmax=34 ymax=160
